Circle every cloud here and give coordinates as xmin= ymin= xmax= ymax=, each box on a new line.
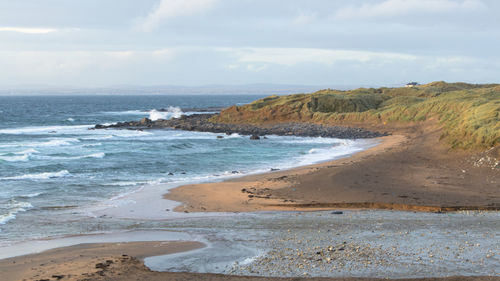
xmin=219 ymin=47 xmax=417 ymax=67
xmin=0 ymin=27 xmax=57 ymax=34
xmin=135 ymin=0 xmax=218 ymax=32
xmin=334 ymin=0 xmax=485 ymax=21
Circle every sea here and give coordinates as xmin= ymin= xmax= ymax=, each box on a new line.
xmin=0 ymin=95 xmax=374 ymax=246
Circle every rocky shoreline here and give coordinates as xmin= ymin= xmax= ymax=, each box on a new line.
xmin=94 ymin=113 xmax=386 ymax=139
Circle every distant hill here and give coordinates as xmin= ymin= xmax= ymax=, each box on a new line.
xmin=213 ymin=81 xmax=500 ymax=149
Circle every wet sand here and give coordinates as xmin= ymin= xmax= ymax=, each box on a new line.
xmin=0 ymin=241 xmax=204 ymax=281
xmin=166 ymin=124 xmax=500 ymax=213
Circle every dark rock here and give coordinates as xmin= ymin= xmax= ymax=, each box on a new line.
xmin=95 ymin=263 xmax=108 ymax=269
xmin=139 ymin=117 xmax=152 ymax=125
xmin=270 ymin=168 xmax=280 ymax=171
xmin=250 ymin=134 xmax=260 ymax=140
xmin=217 ymin=135 xmax=224 ymax=139
xmin=168 ymin=172 xmax=174 ymax=176
xmin=331 ymin=211 xmax=344 ymax=215
xmin=231 ymin=171 xmax=239 ymax=174
xmin=94 ymin=113 xmax=387 ymax=139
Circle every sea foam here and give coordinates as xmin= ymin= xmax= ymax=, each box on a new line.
xmin=0 ymin=201 xmax=33 ymax=225
xmin=149 ymin=107 xmax=183 ymax=121
xmin=0 ymin=125 xmax=91 ymax=135
xmin=0 ymin=149 xmax=39 ymax=162
xmin=1 ymin=170 xmax=71 ymax=180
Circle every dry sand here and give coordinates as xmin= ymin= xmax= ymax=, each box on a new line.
xmin=166 ymin=124 xmax=499 ymax=213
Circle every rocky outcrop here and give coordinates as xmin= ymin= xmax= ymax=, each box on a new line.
xmin=94 ymin=114 xmax=387 ymax=139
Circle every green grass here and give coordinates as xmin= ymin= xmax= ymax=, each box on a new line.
xmin=214 ymin=82 xmax=500 ymax=149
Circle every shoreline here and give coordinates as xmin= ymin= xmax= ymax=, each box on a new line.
xmin=165 ymin=135 xmax=404 ymax=212
xmin=0 ymin=240 xmax=204 ymax=281
xmin=165 ymin=125 xmax=500 ymax=213
xmin=0 ymin=131 xmax=498 ymax=280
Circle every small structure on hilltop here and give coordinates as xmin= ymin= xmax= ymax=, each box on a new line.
xmin=405 ymin=82 xmax=419 ymax=88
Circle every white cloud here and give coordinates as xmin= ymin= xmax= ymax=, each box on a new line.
xmin=0 ymin=27 xmax=57 ymax=34
xmin=334 ymin=0 xmax=485 ymax=21
xmin=219 ymin=47 xmax=417 ymax=67
xmin=135 ymin=0 xmax=218 ymax=32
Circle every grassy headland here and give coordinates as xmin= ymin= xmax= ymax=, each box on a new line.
xmin=212 ymin=81 xmax=500 ymax=150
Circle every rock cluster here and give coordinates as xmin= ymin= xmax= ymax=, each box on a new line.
xmin=94 ymin=114 xmax=386 ymax=139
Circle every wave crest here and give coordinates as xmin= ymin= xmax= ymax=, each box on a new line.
xmin=1 ymin=170 xmax=71 ymax=180
xmin=149 ymin=107 xmax=183 ymax=121
xmin=0 ymin=200 xmax=34 ymax=225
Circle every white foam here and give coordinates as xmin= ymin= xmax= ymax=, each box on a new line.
xmin=0 ymin=154 xmax=29 ymax=162
xmin=66 ymin=118 xmax=75 ymax=122
xmin=81 ymin=152 xmax=105 ymax=159
xmin=149 ymin=107 xmax=183 ymax=121
xmin=81 ymin=135 xmax=113 ymax=140
xmin=104 ymin=181 xmax=144 ymax=187
xmin=225 ymin=133 xmax=242 ymax=139
xmin=20 ymin=192 xmax=43 ymax=198
xmin=0 ymin=201 xmax=33 ymax=225
xmin=1 ymin=170 xmax=71 ymax=180
xmin=32 ymin=152 xmax=105 ymax=161
xmin=271 ymin=136 xmax=352 ymax=145
xmin=0 ymin=125 xmax=91 ymax=135
xmin=17 ymin=148 xmax=39 ymax=154
xmin=0 ymin=148 xmax=39 ymax=162
xmin=291 ymin=140 xmax=374 ymax=167
xmin=102 ymin=110 xmax=148 ymax=115
xmin=0 ymin=138 xmax=80 ymax=149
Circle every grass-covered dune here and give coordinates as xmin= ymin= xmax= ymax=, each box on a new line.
xmin=212 ymin=81 xmax=500 ymax=150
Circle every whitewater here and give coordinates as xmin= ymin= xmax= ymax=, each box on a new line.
xmin=0 ymin=95 xmax=376 ymax=245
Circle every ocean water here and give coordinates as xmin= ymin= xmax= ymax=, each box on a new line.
xmin=0 ymin=95 xmax=375 ymax=245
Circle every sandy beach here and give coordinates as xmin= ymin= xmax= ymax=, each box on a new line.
xmin=166 ymin=124 xmax=500 ymax=213
xmin=0 ymin=241 xmax=204 ymax=281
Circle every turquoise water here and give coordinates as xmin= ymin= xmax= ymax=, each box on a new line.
xmin=0 ymin=95 xmax=373 ymax=244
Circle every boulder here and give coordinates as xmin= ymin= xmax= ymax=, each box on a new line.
xmin=139 ymin=117 xmax=152 ymax=125
xmin=250 ymin=134 xmax=260 ymax=140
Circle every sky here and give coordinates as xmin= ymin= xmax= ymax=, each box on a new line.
xmin=0 ymin=0 xmax=499 ymax=88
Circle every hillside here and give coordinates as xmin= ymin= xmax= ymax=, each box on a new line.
xmin=212 ymin=81 xmax=500 ymax=150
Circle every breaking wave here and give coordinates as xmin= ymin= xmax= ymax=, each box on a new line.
xmin=0 ymin=201 xmax=33 ymax=225
xmin=149 ymin=107 xmax=183 ymax=121
xmin=1 ymin=170 xmax=71 ymax=180
xmin=0 ymin=149 xmax=39 ymax=162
